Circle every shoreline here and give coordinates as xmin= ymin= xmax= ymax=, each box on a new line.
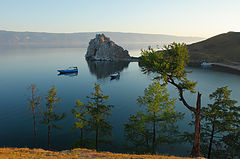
xmin=189 ymin=61 xmax=240 ymax=75
xmin=211 ymin=63 xmax=240 ymax=71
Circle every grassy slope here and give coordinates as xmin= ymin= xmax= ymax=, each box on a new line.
xmin=188 ymin=31 xmax=240 ymax=65
xmin=0 ymin=148 xmax=204 ymax=159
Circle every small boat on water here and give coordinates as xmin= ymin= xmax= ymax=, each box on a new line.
xmin=58 ymin=67 xmax=78 ymax=74
xmin=110 ymin=71 xmax=120 ymax=80
xmin=110 ymin=71 xmax=120 ymax=78
xmin=201 ymin=62 xmax=212 ymax=67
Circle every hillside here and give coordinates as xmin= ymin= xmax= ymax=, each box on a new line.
xmin=0 ymin=30 xmax=202 ymax=49
xmin=0 ymin=148 xmax=203 ymax=159
xmin=188 ymin=31 xmax=240 ymax=65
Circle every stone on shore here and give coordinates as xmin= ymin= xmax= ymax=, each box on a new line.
xmin=85 ymin=34 xmax=130 ymax=61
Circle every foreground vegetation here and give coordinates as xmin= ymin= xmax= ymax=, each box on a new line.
xmin=140 ymin=43 xmax=202 ymax=157
xmin=18 ymin=42 xmax=240 ymax=159
xmin=140 ymin=43 xmax=240 ymax=158
xmin=0 ymin=148 xmax=200 ymax=159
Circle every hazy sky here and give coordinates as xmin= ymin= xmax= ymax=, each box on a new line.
xmin=0 ymin=0 xmax=239 ymax=38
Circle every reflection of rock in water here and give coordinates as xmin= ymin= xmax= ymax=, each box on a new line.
xmin=87 ymin=60 xmax=130 ymax=79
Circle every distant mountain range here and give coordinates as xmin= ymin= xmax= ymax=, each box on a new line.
xmin=188 ymin=31 xmax=240 ymax=64
xmin=0 ymin=30 xmax=203 ymax=49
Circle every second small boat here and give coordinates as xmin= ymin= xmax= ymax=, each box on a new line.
xmin=110 ymin=71 xmax=120 ymax=77
xmin=110 ymin=71 xmax=120 ymax=80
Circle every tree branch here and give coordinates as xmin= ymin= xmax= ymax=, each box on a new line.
xmin=168 ymin=77 xmax=196 ymax=112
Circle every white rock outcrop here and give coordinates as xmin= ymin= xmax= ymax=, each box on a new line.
xmin=85 ymin=34 xmax=130 ymax=61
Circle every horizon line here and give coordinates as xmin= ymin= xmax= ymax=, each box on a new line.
xmin=0 ymin=29 xmax=208 ymax=39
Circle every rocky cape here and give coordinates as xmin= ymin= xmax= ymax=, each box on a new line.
xmin=85 ymin=34 xmax=137 ymax=61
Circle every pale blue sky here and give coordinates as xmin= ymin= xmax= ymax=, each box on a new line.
xmin=0 ymin=0 xmax=239 ymax=38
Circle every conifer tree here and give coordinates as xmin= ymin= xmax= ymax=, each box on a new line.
xmin=87 ymin=83 xmax=113 ymax=151
xmin=201 ymin=86 xmax=240 ymax=158
xmin=125 ymin=82 xmax=183 ymax=154
xmin=40 ymin=86 xmax=65 ymax=150
xmin=72 ymin=100 xmax=88 ymax=147
xmin=27 ymin=84 xmax=41 ymax=147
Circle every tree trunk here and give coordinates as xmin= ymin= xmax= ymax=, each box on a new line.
xmin=152 ymin=113 xmax=156 ymax=154
xmin=48 ymin=121 xmax=50 ymax=150
xmin=96 ymin=126 xmax=98 ymax=151
xmin=80 ymin=128 xmax=83 ymax=147
xmin=207 ymin=123 xmax=215 ymax=159
xmin=169 ymin=79 xmax=202 ymax=157
xmin=190 ymin=92 xmax=201 ymax=157
xmin=33 ymin=109 xmax=36 ymax=147
xmin=146 ymin=136 xmax=149 ymax=146
xmin=96 ymin=97 xmax=99 ymax=152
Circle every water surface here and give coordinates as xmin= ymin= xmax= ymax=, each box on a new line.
xmin=0 ymin=48 xmax=240 ymax=156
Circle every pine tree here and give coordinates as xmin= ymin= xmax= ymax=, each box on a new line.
xmin=125 ymin=82 xmax=183 ymax=154
xmin=72 ymin=100 xmax=88 ymax=147
xmin=201 ymin=86 xmax=240 ymax=158
xmin=40 ymin=86 xmax=65 ymax=150
xmin=124 ymin=111 xmax=152 ymax=153
xmin=87 ymin=83 xmax=113 ymax=151
xmin=27 ymin=84 xmax=41 ymax=147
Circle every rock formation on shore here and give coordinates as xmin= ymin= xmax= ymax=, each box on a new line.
xmin=85 ymin=34 xmax=130 ymax=61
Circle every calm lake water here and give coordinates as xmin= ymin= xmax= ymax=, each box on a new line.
xmin=0 ymin=47 xmax=240 ymax=156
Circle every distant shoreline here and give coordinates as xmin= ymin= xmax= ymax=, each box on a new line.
xmin=189 ymin=61 xmax=240 ymax=75
xmin=136 ymin=58 xmax=240 ymax=74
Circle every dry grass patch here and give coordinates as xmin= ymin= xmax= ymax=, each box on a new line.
xmin=0 ymin=148 xmax=204 ymax=159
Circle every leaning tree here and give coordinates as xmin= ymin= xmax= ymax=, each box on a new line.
xmin=140 ymin=43 xmax=201 ymax=157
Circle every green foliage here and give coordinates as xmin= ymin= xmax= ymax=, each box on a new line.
xmin=124 ymin=112 xmax=152 ymax=153
xmin=222 ymin=128 xmax=240 ymax=157
xmin=137 ymin=81 xmax=176 ymax=115
xmin=87 ymin=83 xmax=113 ymax=135
xmin=184 ymin=86 xmax=240 ymax=158
xmin=203 ymin=86 xmax=239 ymax=132
xmin=27 ymin=84 xmax=41 ymax=147
xmin=27 ymin=84 xmax=41 ymax=111
xmin=72 ymin=100 xmax=88 ymax=130
xmin=124 ymin=82 xmax=184 ymax=154
xmin=76 ymin=83 xmax=114 ymax=151
xmin=41 ymin=86 xmax=65 ymax=129
xmin=71 ymin=100 xmax=89 ymax=148
xmin=140 ymin=42 xmax=196 ymax=93
xmin=200 ymin=86 xmax=240 ymax=158
xmin=139 ymin=43 xmax=202 ymax=157
xmin=40 ymin=86 xmax=65 ymax=149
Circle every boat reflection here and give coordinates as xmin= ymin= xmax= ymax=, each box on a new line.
xmin=87 ymin=60 xmax=130 ymax=79
xmin=58 ymin=72 xmax=78 ymax=77
xmin=110 ymin=75 xmax=120 ymax=81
